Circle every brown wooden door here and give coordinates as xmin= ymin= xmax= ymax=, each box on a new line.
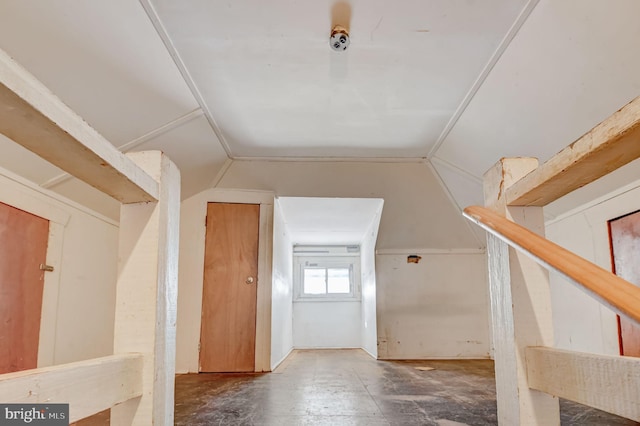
xmin=609 ymin=210 xmax=640 ymax=356
xmin=199 ymin=203 xmax=259 ymax=372
xmin=0 ymin=202 xmax=49 ymax=373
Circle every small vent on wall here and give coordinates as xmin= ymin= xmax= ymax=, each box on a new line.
xmin=294 ymin=245 xmax=360 ymax=255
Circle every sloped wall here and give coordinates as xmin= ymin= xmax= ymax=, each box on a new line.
xmin=546 ymin=179 xmax=640 ymax=356
xmin=217 ymin=161 xmax=481 ymax=250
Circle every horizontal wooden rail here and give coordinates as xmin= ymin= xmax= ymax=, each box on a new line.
xmin=526 ymin=347 xmax=640 ymax=421
xmin=0 ymin=48 xmax=158 ymax=203
xmin=0 ymin=354 xmax=143 ymax=423
xmin=506 ymin=95 xmax=640 ymax=207
xmin=463 ymin=205 xmax=640 ymax=325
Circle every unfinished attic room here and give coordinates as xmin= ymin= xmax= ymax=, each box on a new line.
xmin=2 ymin=1 xmax=640 ymax=425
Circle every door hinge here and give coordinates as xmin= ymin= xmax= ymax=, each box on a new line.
xmin=39 ymin=264 xmax=54 ymax=272
xmin=198 ymin=342 xmax=201 ymax=352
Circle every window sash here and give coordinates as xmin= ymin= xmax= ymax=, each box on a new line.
xmin=302 ymin=267 xmax=351 ymax=295
xmin=294 ymin=256 xmax=360 ymax=301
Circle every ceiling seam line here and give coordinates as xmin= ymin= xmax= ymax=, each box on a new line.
xmin=422 ymin=159 xmax=486 ymax=249
xmin=117 ymin=108 xmax=204 ymax=152
xmin=40 ymin=108 xmax=204 ymax=190
xmin=211 ymin=158 xmax=234 ymax=188
xmin=431 ymin=156 xmax=483 ymax=185
xmin=426 ymin=0 xmax=541 ymax=159
xmin=138 ymin=0 xmax=234 ymax=159
xmin=231 ymin=156 xmax=427 ymax=164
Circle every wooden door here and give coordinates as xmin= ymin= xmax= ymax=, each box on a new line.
xmin=609 ymin=210 xmax=640 ymax=356
xmin=0 ymin=202 xmax=49 ymax=373
xmin=199 ymin=203 xmax=260 ymax=372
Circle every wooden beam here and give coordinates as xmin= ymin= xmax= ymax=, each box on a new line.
xmin=0 ymin=48 xmax=158 ymax=203
xmin=464 ymin=204 xmax=640 ymax=325
xmin=482 ymin=158 xmax=560 ymax=425
xmin=526 ymin=347 xmax=640 ymax=421
xmin=506 ymin=95 xmax=640 ymax=207
xmin=111 ymin=151 xmax=181 ymax=425
xmin=0 ymin=354 xmax=143 ymax=423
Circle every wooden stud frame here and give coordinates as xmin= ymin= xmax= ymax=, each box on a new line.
xmin=111 ymin=152 xmax=181 ymax=425
xmin=483 ymin=158 xmax=560 ymax=425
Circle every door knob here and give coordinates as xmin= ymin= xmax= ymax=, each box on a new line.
xmin=245 ymin=276 xmax=255 ymax=284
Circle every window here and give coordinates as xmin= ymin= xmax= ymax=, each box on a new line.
xmin=303 ymin=266 xmax=351 ymax=295
xmin=294 ymin=247 xmax=360 ymax=301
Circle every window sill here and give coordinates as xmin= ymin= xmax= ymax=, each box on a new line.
xmin=293 ymin=297 xmax=361 ymax=303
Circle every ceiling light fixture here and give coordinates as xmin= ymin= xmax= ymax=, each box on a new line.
xmin=330 ymin=25 xmax=350 ymax=51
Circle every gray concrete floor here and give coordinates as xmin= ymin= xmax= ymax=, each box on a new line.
xmin=174 ymin=349 xmax=639 ymax=426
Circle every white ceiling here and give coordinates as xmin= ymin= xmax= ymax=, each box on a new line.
xmin=0 ymin=0 xmax=639 ymax=222
xmin=277 ymin=197 xmax=383 ymax=245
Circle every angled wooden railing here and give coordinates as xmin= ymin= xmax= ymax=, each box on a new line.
xmin=464 ymin=205 xmax=640 ymax=421
xmin=463 ymin=205 xmax=640 ymax=325
xmin=469 ymin=94 xmax=640 ymax=424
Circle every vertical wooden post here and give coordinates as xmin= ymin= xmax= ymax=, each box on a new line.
xmin=484 ymin=158 xmax=559 ymax=425
xmin=111 ymin=151 xmax=181 ymax=425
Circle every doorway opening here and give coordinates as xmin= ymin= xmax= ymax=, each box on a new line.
xmin=272 ymin=197 xmax=383 ymax=367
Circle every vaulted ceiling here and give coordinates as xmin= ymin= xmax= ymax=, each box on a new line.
xmin=1 ymin=0 xmax=639 ymax=222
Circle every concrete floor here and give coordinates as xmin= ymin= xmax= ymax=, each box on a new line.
xmin=174 ymin=349 xmax=639 ymax=426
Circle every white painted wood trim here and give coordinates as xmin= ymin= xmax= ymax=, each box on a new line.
xmin=526 ymin=347 xmax=640 ymax=421
xmin=0 ymin=354 xmax=143 ymax=423
xmin=545 ymin=176 xmax=640 ymax=227
xmin=182 ymin=188 xmax=275 ymax=373
xmin=270 ymin=347 xmax=294 ymax=372
xmin=138 ymin=0 xmax=233 ymax=158
xmin=255 ymin=204 xmax=274 ymax=372
xmin=198 ymin=188 xmax=275 ymax=205
xmin=427 ymin=0 xmax=540 ymax=158
xmin=0 ymin=48 xmax=158 ymax=203
xmin=230 ymin=156 xmax=425 ymax=163
xmin=0 ymin=165 xmax=118 ymax=226
xmin=37 ymin=222 xmax=64 ymax=368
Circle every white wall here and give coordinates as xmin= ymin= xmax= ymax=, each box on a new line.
xmin=270 ymin=200 xmax=293 ymax=369
xmin=293 ymin=302 xmax=362 ymax=348
xmin=546 ymin=180 xmax=640 ymax=356
xmin=376 ymin=251 xmax=490 ymax=359
xmin=215 ymin=160 xmax=489 ymax=359
xmin=361 ymin=204 xmax=383 ymax=358
xmin=291 ymin=253 xmax=363 ymax=349
xmin=0 ymin=167 xmax=118 ymax=366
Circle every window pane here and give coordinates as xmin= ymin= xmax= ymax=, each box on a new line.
xmin=303 ymin=268 xmax=326 ymax=294
xmin=327 ymin=268 xmax=350 ymax=293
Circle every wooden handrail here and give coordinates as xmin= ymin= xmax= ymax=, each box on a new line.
xmin=506 ymin=95 xmax=640 ymax=207
xmin=463 ymin=205 xmax=640 ymax=325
